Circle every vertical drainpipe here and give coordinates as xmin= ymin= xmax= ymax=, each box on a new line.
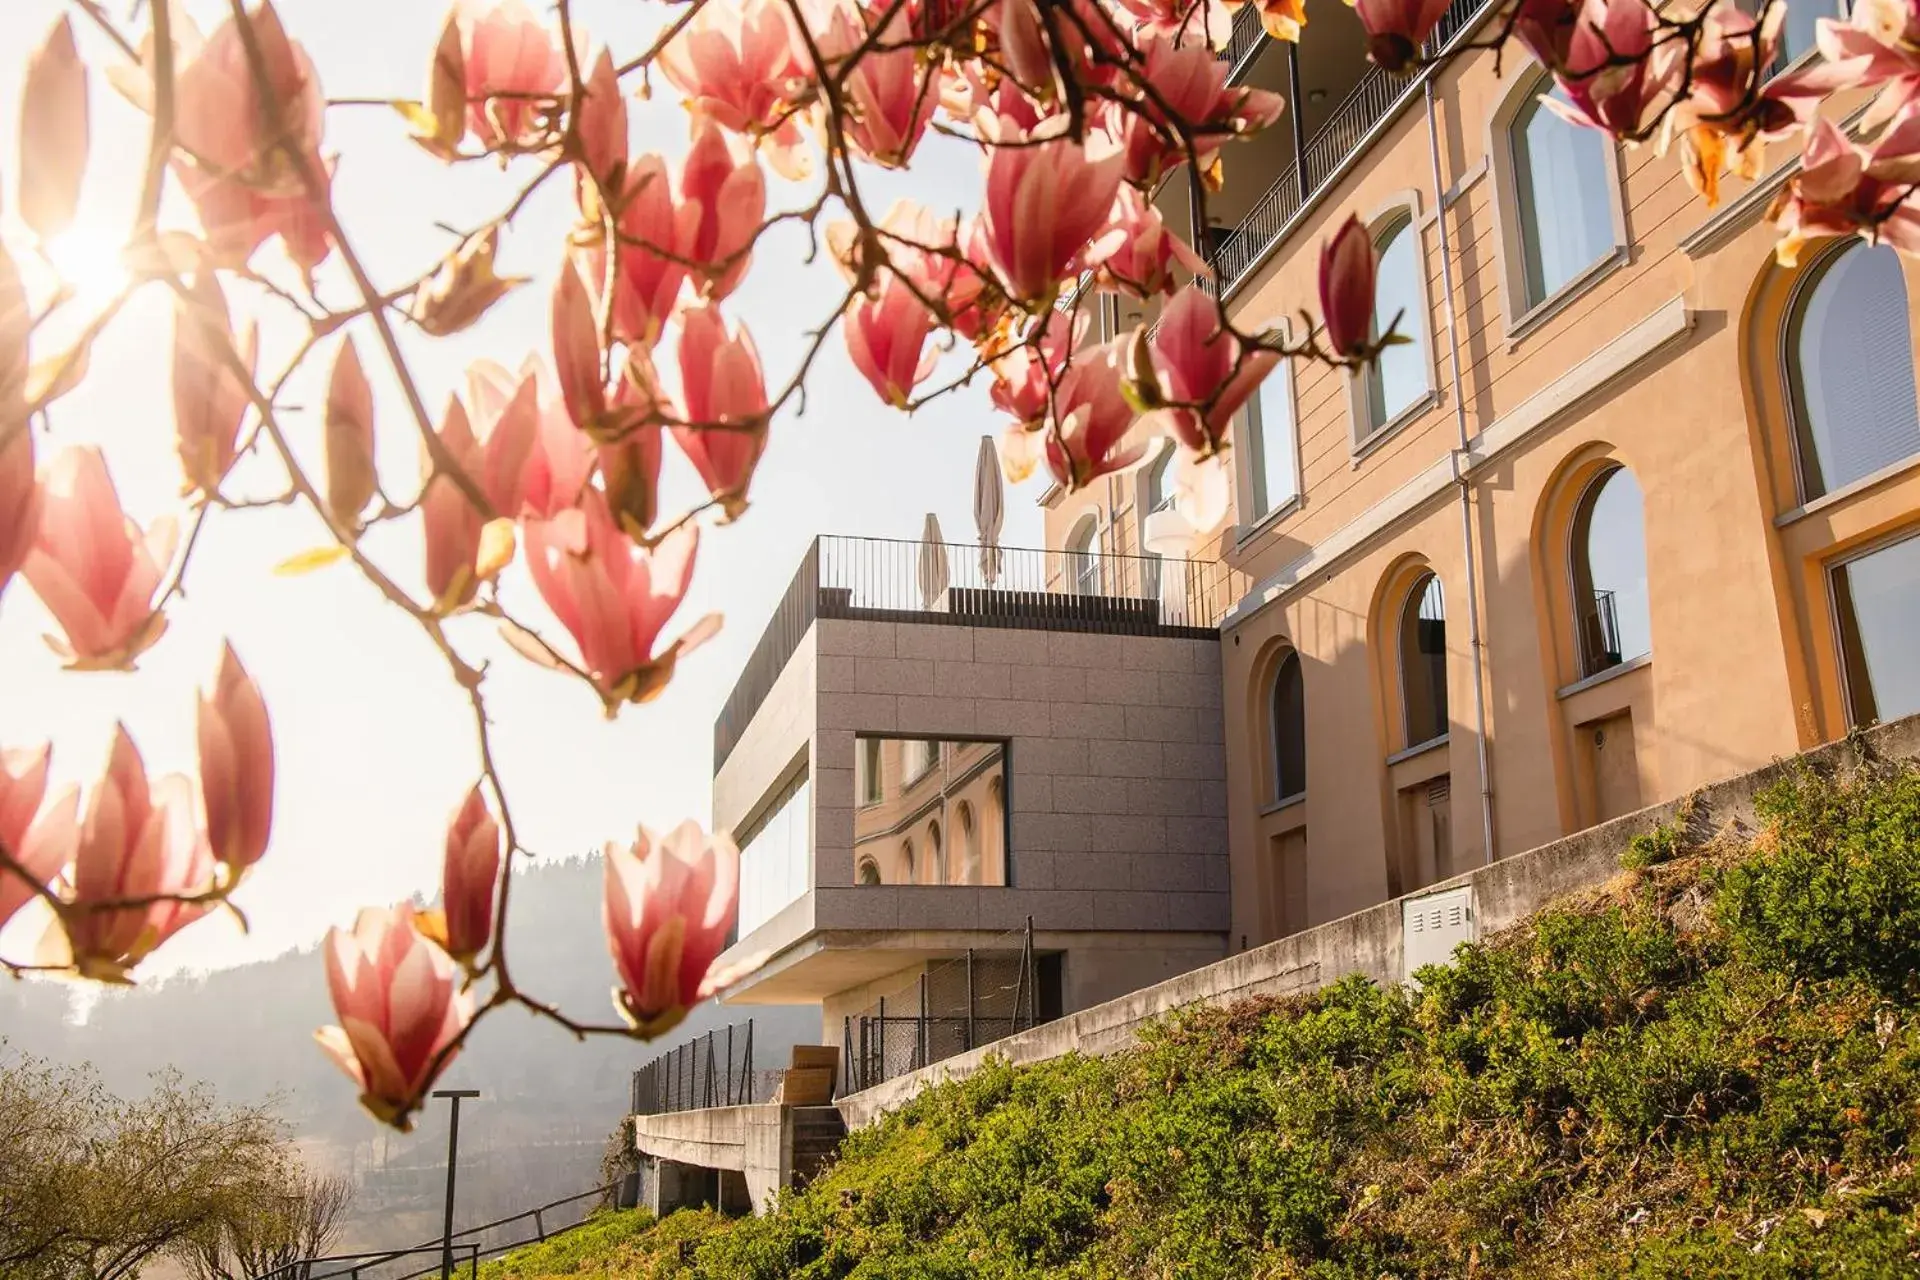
xmin=1421 ymin=77 xmax=1498 ymax=867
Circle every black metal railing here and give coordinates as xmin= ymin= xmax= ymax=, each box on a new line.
xmin=1204 ymin=0 xmax=1495 ymax=297
xmin=630 ymin=1019 xmax=774 ymax=1116
xmin=714 ymin=535 xmax=1241 ymax=770
xmin=1219 ymin=3 xmax=1267 ymax=81
xmin=840 ymin=921 xmax=1045 ymax=1095
xmin=257 ymin=1186 xmax=613 ymax=1280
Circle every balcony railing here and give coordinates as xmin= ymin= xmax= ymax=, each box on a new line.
xmin=714 ymin=534 xmax=1242 ymax=770
xmin=630 ymin=1019 xmax=781 ymax=1116
xmin=1219 ymin=4 xmax=1267 ymax=82
xmin=1203 ymin=0 xmax=1495 ymax=298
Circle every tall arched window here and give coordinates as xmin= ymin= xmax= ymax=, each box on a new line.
xmin=1400 ymin=573 xmax=1449 ymax=746
xmin=1511 ymin=81 xmax=1616 ymax=307
xmin=1067 ymin=515 xmax=1101 ymax=594
xmin=1570 ymin=465 xmax=1653 ymax=677
xmin=1787 ymin=240 xmax=1920 ymax=500
xmin=928 ymin=822 xmax=945 ymax=885
xmin=1363 ymin=213 xmax=1429 ymax=435
xmin=1246 ymin=355 xmax=1299 ymax=521
xmin=901 ymin=839 xmax=916 ymax=883
xmin=857 ymin=858 xmax=881 ymax=886
xmin=1271 ymin=650 xmax=1307 ymax=803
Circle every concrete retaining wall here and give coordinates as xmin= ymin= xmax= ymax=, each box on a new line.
xmin=835 ymin=715 xmax=1920 ymax=1129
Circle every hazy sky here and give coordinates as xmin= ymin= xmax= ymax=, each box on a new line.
xmin=0 ymin=0 xmax=1045 ymax=979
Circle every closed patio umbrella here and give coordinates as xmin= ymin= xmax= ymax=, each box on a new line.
xmin=918 ymin=512 xmax=950 ymax=609
xmin=973 ymin=435 xmax=1004 ymax=585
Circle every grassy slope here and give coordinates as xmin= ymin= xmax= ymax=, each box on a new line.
xmin=494 ymin=759 xmax=1920 ymax=1278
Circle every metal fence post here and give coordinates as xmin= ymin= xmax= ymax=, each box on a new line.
xmin=965 ymin=949 xmax=975 ymax=1051
xmin=534 ymin=1207 xmax=545 ymax=1241
xmin=917 ymin=972 xmax=928 ymax=1069
xmin=878 ymin=995 xmax=886 ymax=1082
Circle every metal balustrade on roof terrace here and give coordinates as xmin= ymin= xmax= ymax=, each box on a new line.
xmin=711 ymin=534 xmax=1239 ymax=772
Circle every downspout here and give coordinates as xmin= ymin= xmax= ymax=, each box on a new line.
xmin=1422 ymin=78 xmax=1498 ymax=867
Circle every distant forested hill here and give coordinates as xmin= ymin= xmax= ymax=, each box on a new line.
xmin=0 ymin=854 xmax=819 ymax=1251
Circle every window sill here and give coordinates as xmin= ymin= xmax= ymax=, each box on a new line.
xmin=1386 ymin=733 xmax=1449 ymax=767
xmin=1233 ymin=494 xmax=1304 ymax=551
xmin=1351 ymin=389 xmax=1440 ymax=468
xmin=1261 ymin=792 xmax=1306 ymax=817
xmin=1556 ymin=652 xmax=1651 ymax=700
xmin=1774 ymin=453 xmax=1920 ymax=527
xmin=1504 ymin=244 xmax=1629 ymax=350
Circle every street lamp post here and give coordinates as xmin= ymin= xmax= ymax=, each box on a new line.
xmin=433 ymin=1089 xmax=481 ymax=1280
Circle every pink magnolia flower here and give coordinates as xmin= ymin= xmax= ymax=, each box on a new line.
xmin=1813 ymin=0 xmax=1920 ymax=133
xmin=35 ymin=728 xmax=216 ymax=983
xmin=989 ymin=308 xmax=1084 ymax=429
xmin=573 ymin=46 xmax=628 ymax=194
xmin=990 ymin=0 xmax=1055 ymax=92
xmin=172 ymin=271 xmax=256 ymax=496
xmin=1540 ymin=0 xmax=1683 ymax=139
xmin=822 ymin=1 xmax=938 ymax=168
xmin=1768 ymin=108 xmax=1920 ymax=265
xmin=552 ymin=258 xmax=610 ymax=434
xmin=0 ymin=285 xmax=35 ymax=602
xmin=440 ymin=785 xmax=500 ymax=965
xmin=978 ymin=135 xmax=1127 ymax=304
xmin=659 ymin=0 xmax=815 ymax=179
xmin=454 ymin=0 xmax=565 ymax=152
xmin=20 ymin=16 xmax=89 ymax=241
xmin=604 ymin=821 xmax=741 ymax=1036
xmin=1042 ymin=338 xmax=1148 ymax=491
xmin=1096 ymin=186 xmax=1210 ymax=299
xmin=316 ymin=903 xmax=474 ymax=1130
xmin=168 ymin=2 xmax=334 ymax=276
xmin=0 ymin=743 xmax=54 ymax=936
xmin=680 ymin=121 xmax=766 ymax=301
xmin=1319 ymin=213 xmax=1377 ymax=358
xmin=22 ymin=447 xmax=175 ymax=670
xmin=834 ymin=203 xmax=1006 ymax=341
xmin=197 ymin=643 xmax=274 ymax=874
xmin=523 ymin=493 xmax=721 ymax=707
xmin=844 ymin=271 xmax=939 ymax=408
xmin=470 ymin=358 xmax=593 ymax=518
xmin=1110 ymin=0 xmax=1236 ymax=49
xmin=574 ymin=153 xmax=694 ymax=348
xmin=1122 ymin=39 xmax=1286 ymax=182
xmin=1352 ymin=0 xmax=1454 ymax=71
xmin=673 ymin=304 xmax=770 ymax=520
xmin=1137 ymin=284 xmax=1278 ymax=458
xmin=420 ymin=396 xmax=486 ymax=612
xmin=1664 ymin=4 xmax=1843 ymax=207
xmin=1511 ymin=0 xmax=1581 ymax=69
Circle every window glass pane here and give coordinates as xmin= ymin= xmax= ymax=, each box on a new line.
xmin=1400 ymin=574 xmax=1448 ymax=746
xmin=1248 ymin=361 xmax=1299 ymax=520
xmin=854 ymin=736 xmax=1008 ymax=885
xmin=1367 ymin=217 xmax=1428 ymax=430
xmin=1272 ymin=652 xmax=1307 ymax=801
xmin=736 ymin=771 xmax=811 ymax=937
xmin=1513 ymin=88 xmax=1615 ymax=306
xmin=1571 ymin=467 xmax=1653 ymax=676
xmin=1790 ymin=241 xmax=1920 ymax=498
xmin=1144 ymin=450 xmax=1173 ymax=514
xmin=1833 ymin=532 xmax=1920 ymax=726
xmin=1778 ymin=0 xmax=1833 ymax=64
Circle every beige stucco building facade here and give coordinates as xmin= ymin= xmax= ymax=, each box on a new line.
xmin=1044 ymin=0 xmax=1920 ymax=950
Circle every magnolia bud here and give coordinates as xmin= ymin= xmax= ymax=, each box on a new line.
xmin=408 ymin=228 xmax=528 ymax=337
xmin=20 ymin=16 xmax=89 ymax=241
xmin=325 ymin=337 xmax=378 ymax=530
xmin=1318 ymin=214 xmax=1377 ymax=360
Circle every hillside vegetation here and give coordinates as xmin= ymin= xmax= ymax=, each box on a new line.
xmin=489 ymin=758 xmax=1920 ymax=1277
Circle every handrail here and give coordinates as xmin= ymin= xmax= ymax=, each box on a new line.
xmin=261 ymin=1185 xmax=616 ymax=1280
xmin=1202 ymin=0 xmax=1496 ymax=298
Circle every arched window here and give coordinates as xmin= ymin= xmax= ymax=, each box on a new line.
xmin=1831 ymin=529 xmax=1920 ymax=727
xmin=1363 ymin=213 xmax=1429 ymax=434
xmin=1786 ymin=240 xmax=1920 ymax=500
xmin=857 ymin=858 xmax=881 ymax=886
xmin=1067 ymin=515 xmax=1101 ymax=595
xmin=1510 ymin=80 xmax=1616 ymax=308
xmin=901 ymin=839 xmax=915 ymax=883
xmin=1270 ymin=650 xmax=1306 ymax=803
xmin=956 ymin=801 xmax=978 ymax=883
xmin=928 ymin=821 xmax=944 ymax=885
xmin=1570 ymin=466 xmax=1653 ymax=677
xmin=1400 ymin=573 xmax=1448 ymax=746
xmin=858 ymin=736 xmax=883 ymax=805
xmin=1141 ymin=448 xmax=1174 ymax=597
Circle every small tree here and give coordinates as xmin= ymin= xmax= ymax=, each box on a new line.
xmin=0 ymin=1053 xmax=291 ymax=1280
xmin=182 ymin=1162 xmax=355 ymax=1280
